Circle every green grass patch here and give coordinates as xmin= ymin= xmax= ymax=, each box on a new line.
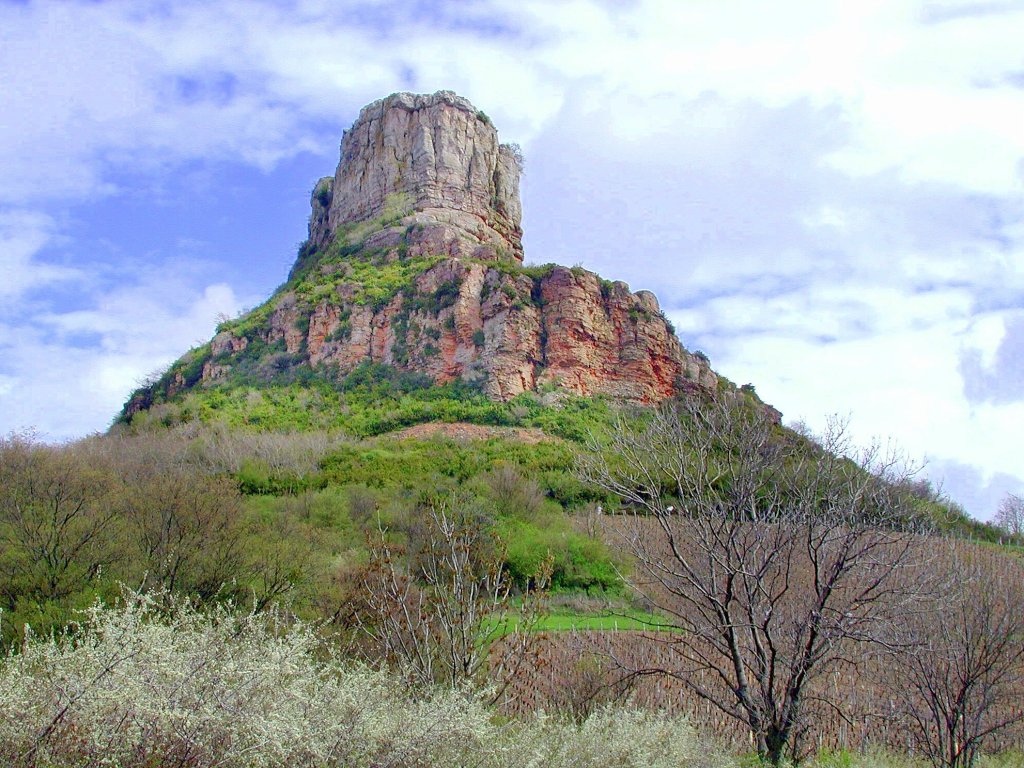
xmin=123 ymin=358 xmax=618 ymax=448
xmin=485 ymin=609 xmax=680 ymax=638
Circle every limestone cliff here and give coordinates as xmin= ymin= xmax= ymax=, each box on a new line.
xmin=124 ymin=90 xmax=760 ymax=421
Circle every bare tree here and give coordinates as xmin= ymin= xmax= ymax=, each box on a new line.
xmin=895 ymin=548 xmax=1024 ymax=768
xmin=357 ymin=497 xmax=546 ymax=695
xmin=994 ymin=493 xmax=1023 ymax=538
xmin=579 ymin=395 xmax=927 ymax=765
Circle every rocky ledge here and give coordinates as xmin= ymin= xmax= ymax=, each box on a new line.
xmin=200 ymin=256 xmax=717 ymax=404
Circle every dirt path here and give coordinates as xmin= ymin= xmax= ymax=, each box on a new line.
xmin=385 ymin=421 xmax=555 ymax=444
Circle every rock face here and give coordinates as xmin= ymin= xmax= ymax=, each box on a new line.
xmin=311 ymin=91 xmax=523 ymax=263
xmin=202 ymin=257 xmax=718 ymax=405
xmin=127 ymin=90 xmax=758 ymax=419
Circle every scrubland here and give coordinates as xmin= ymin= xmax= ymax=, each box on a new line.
xmin=2 ymin=381 xmax=1022 ymax=767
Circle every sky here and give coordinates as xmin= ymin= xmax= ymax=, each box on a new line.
xmin=1 ymin=0 xmax=1022 ymax=520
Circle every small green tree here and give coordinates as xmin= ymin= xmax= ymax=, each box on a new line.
xmin=122 ymin=471 xmax=246 ymax=599
xmin=0 ymin=435 xmax=122 ymax=643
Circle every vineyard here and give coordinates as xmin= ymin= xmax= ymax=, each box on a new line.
xmin=496 ymin=518 xmax=1024 ymax=760
xmin=498 ymin=631 xmax=1023 ymax=755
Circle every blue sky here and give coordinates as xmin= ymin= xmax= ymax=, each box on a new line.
xmin=1 ymin=0 xmax=1022 ymax=519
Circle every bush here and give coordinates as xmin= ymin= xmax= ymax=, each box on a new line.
xmin=0 ymin=593 xmax=496 ymax=767
xmin=313 ymin=178 xmax=331 ymax=207
xmin=0 ymin=592 xmax=726 ymax=768
xmin=497 ymin=518 xmax=621 ymax=592
xmin=484 ymin=463 xmax=546 ymax=519
xmin=236 ymin=457 xmax=317 ymax=495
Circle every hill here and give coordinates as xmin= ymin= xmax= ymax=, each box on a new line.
xmin=118 ymin=90 xmax=754 ymax=428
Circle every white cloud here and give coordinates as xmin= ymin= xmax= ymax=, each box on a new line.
xmin=1 ymin=0 xmax=1022 ymax=519
xmin=703 ymin=321 xmax=1023 ymax=493
xmin=0 ymin=265 xmax=244 ymax=441
xmin=926 ymin=457 xmax=1024 ymax=522
xmin=4 ymin=0 xmax=1024 ymax=201
xmin=0 ymin=3 xmax=322 ymax=203
xmin=0 ymin=209 xmax=80 ymax=299
xmin=500 ymin=0 xmax=1024 ymax=194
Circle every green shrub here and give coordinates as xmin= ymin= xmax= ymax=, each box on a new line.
xmin=177 ymin=344 xmax=212 ymax=388
xmin=236 ymin=458 xmax=320 ymax=495
xmin=313 ymin=178 xmax=331 ymax=207
xmin=497 ymin=518 xmax=621 ymax=592
xmin=657 ymin=311 xmax=675 ymax=334
xmin=431 ymin=279 xmax=461 ymax=312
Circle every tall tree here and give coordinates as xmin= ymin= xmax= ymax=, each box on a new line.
xmin=357 ymin=496 xmax=545 ymax=695
xmin=121 ymin=471 xmax=246 ymax=599
xmin=995 ymin=492 xmax=1024 ymax=538
xmin=0 ymin=435 xmax=121 ymax=606
xmin=579 ymin=395 xmax=927 ymax=765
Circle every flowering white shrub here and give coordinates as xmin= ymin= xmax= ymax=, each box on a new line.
xmin=517 ymin=707 xmax=726 ymax=768
xmin=0 ymin=591 xmax=725 ymax=768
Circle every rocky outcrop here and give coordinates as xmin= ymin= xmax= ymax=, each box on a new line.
xmin=536 ymin=268 xmax=714 ymax=402
xmin=128 ymin=90 xmax=767 ymax=420
xmin=315 ymin=91 xmax=523 ymax=262
xmin=205 ymin=257 xmax=716 ymax=405
xmin=308 ymin=177 xmax=333 ymax=249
